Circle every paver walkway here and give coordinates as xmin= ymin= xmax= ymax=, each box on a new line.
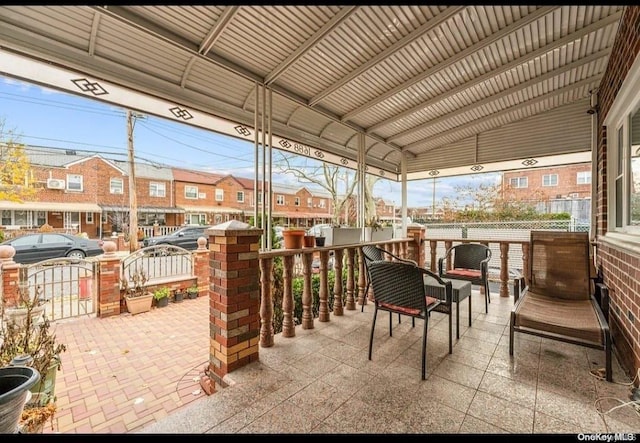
xmin=44 ymin=296 xmax=210 ymax=433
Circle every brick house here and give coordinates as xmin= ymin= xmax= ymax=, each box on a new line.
xmin=502 ymin=163 xmax=592 ymax=201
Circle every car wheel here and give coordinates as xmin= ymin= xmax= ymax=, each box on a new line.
xmin=66 ymin=250 xmax=86 ymax=259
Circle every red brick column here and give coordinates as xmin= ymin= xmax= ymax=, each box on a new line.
xmin=207 ymin=220 xmax=262 ymax=388
xmin=97 ymin=241 xmax=123 ymax=318
xmin=407 ymin=224 xmax=426 ymax=267
xmin=0 ymin=245 xmax=20 ymax=307
xmin=193 ymin=237 xmax=209 ymax=297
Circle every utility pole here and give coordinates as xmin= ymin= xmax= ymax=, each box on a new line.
xmin=127 ymin=110 xmax=139 ymax=253
xmin=432 ymin=178 xmax=436 ymax=221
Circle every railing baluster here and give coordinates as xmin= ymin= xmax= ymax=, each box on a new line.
xmin=500 ymin=242 xmax=509 ymax=298
xmin=259 ymin=257 xmax=274 ymax=347
xmin=302 ymin=251 xmax=314 ymax=329
xmin=429 ymin=240 xmax=437 ymax=272
xmin=333 ymin=248 xmax=344 ymax=316
xmin=345 ymin=248 xmax=356 ymax=310
xmin=522 ymin=242 xmax=530 ymax=287
xmin=281 ymin=255 xmax=295 ymax=338
xmin=319 ymin=250 xmax=330 ymax=322
xmin=357 ymin=247 xmax=366 ymax=309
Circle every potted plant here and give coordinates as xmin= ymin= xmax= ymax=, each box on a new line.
xmin=303 ymin=234 xmax=315 ymax=248
xmin=321 ymin=224 xmax=360 ymax=247
xmin=363 ymin=217 xmax=393 ymax=242
xmin=0 ymin=286 xmax=67 ymax=434
xmin=282 ymin=227 xmax=306 ymax=249
xmin=186 ymin=284 xmax=199 ymax=300
xmin=173 ymin=289 xmax=184 ymax=303
xmin=315 ymin=231 xmax=325 ymax=247
xmin=120 ymin=267 xmax=153 ymax=315
xmin=153 ymin=287 xmax=170 ymax=308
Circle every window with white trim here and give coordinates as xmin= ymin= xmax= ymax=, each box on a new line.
xmin=150 ymin=182 xmax=166 ymax=197
xmin=67 ymin=174 xmax=83 ymax=191
xmin=318 ymin=199 xmax=326 ymax=208
xmin=237 ymin=191 xmax=244 ymax=203
xmin=577 ymin=171 xmax=592 ymax=185
xmin=86 ymin=212 xmax=94 ymax=224
xmin=276 ymin=195 xmax=284 ymax=205
xmin=605 ymin=55 xmax=640 ymax=237
xmin=542 ymin=174 xmax=558 ymax=187
xmin=185 ymin=185 xmax=198 ymax=199
xmin=294 ymin=197 xmax=300 ymax=206
xmin=215 ymin=189 xmax=224 ymax=201
xmin=307 ymin=197 xmax=312 ymax=207
xmin=509 ymin=177 xmax=528 ymax=188
xmin=110 ymin=178 xmax=123 ymax=194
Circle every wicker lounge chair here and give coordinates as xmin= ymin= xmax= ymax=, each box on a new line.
xmin=367 ymin=260 xmax=452 ymax=380
xmin=509 ymin=230 xmax=612 ymax=382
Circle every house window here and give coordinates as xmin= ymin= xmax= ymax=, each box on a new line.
xmin=67 ymin=174 xmax=83 ymax=191
xmin=36 ymin=211 xmax=46 ymax=226
xmin=542 ymin=174 xmax=558 ymax=186
xmin=86 ymin=212 xmax=94 ymax=224
xmin=307 ymin=197 xmax=312 ymax=207
xmin=110 ymin=178 xmax=123 ymax=194
xmin=2 ymin=210 xmax=11 ymax=225
xmin=509 ymin=177 xmax=528 ymax=188
xmin=294 ymin=197 xmax=300 ymax=206
xmin=319 ymin=199 xmax=326 ymax=208
xmin=237 ymin=191 xmax=244 ymax=203
xmin=605 ymin=54 xmax=640 ymax=238
xmin=185 ymin=185 xmax=198 ymax=199
xmin=577 ymin=171 xmax=591 ymax=184
xmin=276 ymin=195 xmax=284 ymax=205
xmin=150 ymin=182 xmax=166 ymax=197
xmin=188 ymin=213 xmax=206 ymax=225
xmin=215 ymin=189 xmax=224 ymax=201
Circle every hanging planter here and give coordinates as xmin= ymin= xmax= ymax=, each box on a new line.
xmin=282 ymin=229 xmax=305 ymax=249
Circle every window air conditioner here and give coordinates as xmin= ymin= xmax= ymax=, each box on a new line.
xmin=47 ymin=178 xmax=66 ymax=190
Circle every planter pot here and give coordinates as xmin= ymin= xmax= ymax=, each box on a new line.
xmin=3 ymin=305 xmax=46 ymax=328
xmin=315 ymin=237 xmax=326 ymax=247
xmin=320 ymin=227 xmax=361 ymax=247
xmin=282 ymin=230 xmax=305 ymax=249
xmin=124 ymin=293 xmax=153 ymax=315
xmin=0 ymin=366 xmax=40 ymax=434
xmin=303 ymin=235 xmax=315 ymax=248
xmin=363 ymin=227 xmax=394 ymax=242
xmin=155 ymin=297 xmax=169 ymax=308
xmin=173 ymin=291 xmax=184 ymax=303
xmin=187 ymin=291 xmax=198 ymax=300
xmin=28 ymin=357 xmax=60 ymax=408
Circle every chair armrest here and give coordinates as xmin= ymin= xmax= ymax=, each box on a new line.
xmin=595 ymin=282 xmax=609 ymax=320
xmin=421 ymin=267 xmax=453 ymax=305
xmin=438 ymin=257 xmax=445 ymax=276
xmin=513 ymin=276 xmax=526 ymax=303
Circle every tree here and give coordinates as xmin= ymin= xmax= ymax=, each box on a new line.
xmin=0 ymin=119 xmax=36 ymax=202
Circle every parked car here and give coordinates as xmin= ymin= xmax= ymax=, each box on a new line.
xmin=0 ymin=232 xmax=104 ymax=264
xmin=142 ymin=225 xmax=211 ymax=250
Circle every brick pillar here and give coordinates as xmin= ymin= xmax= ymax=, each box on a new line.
xmin=97 ymin=241 xmax=122 ymax=318
xmin=116 ymin=233 xmax=126 ymax=251
xmin=0 ymin=245 xmax=20 ymax=307
xmin=407 ymin=224 xmax=426 ymax=267
xmin=207 ymin=220 xmax=262 ymax=389
xmin=193 ymin=236 xmax=209 ymax=296
xmin=153 ymin=223 xmax=160 ymax=236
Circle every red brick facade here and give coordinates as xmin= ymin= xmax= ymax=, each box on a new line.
xmin=595 ymin=6 xmax=640 ymax=380
xmin=502 ymin=163 xmax=592 ymax=201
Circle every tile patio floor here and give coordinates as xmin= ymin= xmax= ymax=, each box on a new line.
xmin=44 ymin=289 xmax=640 ymax=434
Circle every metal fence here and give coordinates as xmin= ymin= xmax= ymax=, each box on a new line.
xmin=121 ymin=244 xmax=194 ymax=288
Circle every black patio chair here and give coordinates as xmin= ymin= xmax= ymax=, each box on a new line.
xmin=367 ymin=260 xmax=452 ymax=380
xmin=438 ymin=243 xmax=491 ymax=313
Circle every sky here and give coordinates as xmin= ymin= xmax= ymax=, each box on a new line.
xmin=0 ymin=75 xmax=500 ymax=208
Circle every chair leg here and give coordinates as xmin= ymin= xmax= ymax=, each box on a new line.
xmin=389 ymin=311 xmax=393 ymax=337
xmin=368 ymin=307 xmax=379 ymax=360
xmin=484 ymin=282 xmax=489 ymax=313
xmin=421 ymin=315 xmax=429 ymax=380
xmin=509 ymin=312 xmax=515 ymax=356
xmin=448 ymin=305 xmax=452 ymax=354
xmin=605 ymin=332 xmax=612 ymax=382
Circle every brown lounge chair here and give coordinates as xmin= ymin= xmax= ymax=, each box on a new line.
xmin=509 ymin=230 xmax=612 ymax=381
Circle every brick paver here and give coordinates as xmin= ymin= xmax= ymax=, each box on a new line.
xmin=44 ymin=296 xmax=210 ymax=434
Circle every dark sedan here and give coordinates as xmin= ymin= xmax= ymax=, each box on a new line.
xmin=142 ymin=225 xmax=211 ymax=250
xmin=0 ymin=233 xmax=104 ymax=264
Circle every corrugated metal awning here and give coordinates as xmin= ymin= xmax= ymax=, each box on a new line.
xmin=179 ymin=205 xmax=244 ymax=214
xmin=0 ymin=201 xmax=102 ymax=212
xmin=272 ymin=212 xmax=332 ymax=219
xmin=99 ymin=205 xmax=184 ymax=213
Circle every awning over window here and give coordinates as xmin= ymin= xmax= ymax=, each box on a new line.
xmin=0 ymin=201 xmax=102 ymax=212
xmin=179 ymin=205 xmax=244 ymax=214
xmin=99 ymin=205 xmax=184 ymax=214
xmin=272 ymin=211 xmax=332 ymax=219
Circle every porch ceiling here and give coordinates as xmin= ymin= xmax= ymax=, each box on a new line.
xmin=0 ymin=6 xmax=623 ymax=180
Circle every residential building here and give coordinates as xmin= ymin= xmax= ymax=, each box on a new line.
xmin=502 ymin=163 xmax=592 ymax=201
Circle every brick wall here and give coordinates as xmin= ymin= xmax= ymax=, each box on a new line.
xmin=503 ymin=163 xmax=592 ymax=200
xmin=595 ymin=6 xmax=640 ymax=380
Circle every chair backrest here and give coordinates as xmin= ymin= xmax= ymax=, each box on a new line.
xmin=361 ymin=245 xmax=385 ymax=265
xmin=367 ymin=261 xmax=426 ymax=312
xmin=451 ymin=243 xmax=490 ymax=270
xmin=528 ymin=230 xmax=591 ymax=300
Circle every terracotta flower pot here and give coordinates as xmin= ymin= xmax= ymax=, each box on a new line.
xmin=282 ymin=229 xmax=305 ymax=249
xmin=303 ymin=235 xmax=315 ymax=247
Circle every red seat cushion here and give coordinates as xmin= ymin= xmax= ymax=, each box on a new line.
xmin=378 ymin=296 xmax=439 ymax=316
xmin=446 ymin=268 xmax=481 ymax=278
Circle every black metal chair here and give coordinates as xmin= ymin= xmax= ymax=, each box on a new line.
xmin=367 ymin=260 xmax=452 ymax=380
xmin=438 ymin=243 xmax=491 ymax=313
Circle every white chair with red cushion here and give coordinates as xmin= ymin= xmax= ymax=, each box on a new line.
xmin=438 ymin=243 xmax=491 ymax=313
